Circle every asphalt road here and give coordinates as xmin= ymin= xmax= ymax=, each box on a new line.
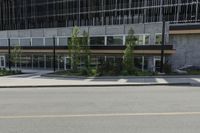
xmin=0 ymin=86 xmax=200 ymax=133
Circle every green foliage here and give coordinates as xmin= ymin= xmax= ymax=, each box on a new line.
xmin=55 ymin=68 xmax=97 ymax=77
xmin=90 ymin=68 xmax=97 ymax=76
xmin=80 ymin=67 xmax=90 ymax=76
xmin=0 ymin=68 xmax=21 ymax=76
xmin=133 ymin=70 xmax=156 ymax=76
xmin=80 ymin=30 xmax=91 ymax=70
xmin=187 ymin=70 xmax=200 ymax=75
xmin=123 ymin=28 xmax=137 ymax=74
xmin=96 ymin=58 xmax=123 ymax=76
xmin=68 ymin=27 xmax=91 ymax=72
xmin=68 ymin=26 xmax=81 ymax=72
xmin=11 ymin=44 xmax=22 ymax=69
xmin=96 ymin=58 xmax=156 ymax=76
xmin=163 ymin=63 xmax=172 ymax=74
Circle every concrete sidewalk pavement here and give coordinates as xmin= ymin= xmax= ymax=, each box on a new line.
xmin=0 ymin=73 xmax=200 ymax=88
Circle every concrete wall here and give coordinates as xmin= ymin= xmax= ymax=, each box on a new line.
xmin=169 ymin=34 xmax=200 ymax=69
xmin=0 ymin=22 xmax=168 ymax=46
xmin=0 ymin=22 xmax=169 ymax=71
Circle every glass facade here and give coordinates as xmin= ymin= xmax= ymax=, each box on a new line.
xmin=0 ymin=39 xmax=8 ymax=46
xmin=32 ymin=38 xmax=44 ymax=46
xmin=90 ymin=37 xmax=105 ymax=46
xmin=1 ymin=53 xmax=153 ymax=71
xmin=0 ymin=0 xmax=199 ymax=31
xmin=145 ymin=35 xmax=150 ymax=45
xmin=135 ymin=35 xmax=144 ymax=45
xmin=20 ymin=38 xmax=31 ymax=46
xmin=20 ymin=56 xmax=32 ymax=68
xmin=134 ymin=56 xmax=148 ymax=70
xmin=10 ymin=39 xmax=19 ymax=46
xmin=0 ymin=34 xmax=158 ymax=46
xmin=155 ymin=34 xmax=162 ymax=45
xmin=107 ymin=36 xmax=123 ymax=46
xmin=45 ymin=38 xmax=54 ymax=46
xmin=58 ymin=37 xmax=67 ymax=46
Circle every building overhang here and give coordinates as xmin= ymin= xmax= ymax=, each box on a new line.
xmin=170 ymin=24 xmax=200 ymax=35
xmin=0 ymin=45 xmax=175 ymax=56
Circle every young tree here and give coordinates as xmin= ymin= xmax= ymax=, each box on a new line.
xmin=11 ymin=44 xmax=22 ymax=70
xmin=123 ymin=28 xmax=137 ymax=74
xmin=68 ymin=26 xmax=81 ymax=71
xmin=81 ymin=30 xmax=91 ymax=70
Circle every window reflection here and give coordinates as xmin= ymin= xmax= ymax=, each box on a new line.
xmin=90 ymin=37 xmax=105 ymax=46
xmin=107 ymin=36 xmax=123 ymax=46
xmin=32 ymin=38 xmax=44 ymax=46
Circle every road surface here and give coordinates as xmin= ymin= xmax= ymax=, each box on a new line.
xmin=0 ymin=86 xmax=200 ymax=133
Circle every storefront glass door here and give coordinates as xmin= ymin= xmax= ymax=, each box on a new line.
xmin=0 ymin=56 xmax=5 ymax=68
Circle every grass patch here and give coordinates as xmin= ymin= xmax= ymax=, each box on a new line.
xmin=54 ymin=69 xmax=156 ymax=77
xmin=54 ymin=68 xmax=97 ymax=77
xmin=0 ymin=69 xmax=22 ymax=76
xmin=187 ymin=70 xmax=200 ymax=75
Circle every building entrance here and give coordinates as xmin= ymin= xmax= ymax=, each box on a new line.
xmin=0 ymin=56 xmax=5 ymax=68
xmin=154 ymin=57 xmax=161 ymax=72
xmin=64 ymin=57 xmax=72 ymax=70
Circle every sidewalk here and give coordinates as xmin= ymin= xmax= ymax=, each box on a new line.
xmin=43 ymin=73 xmax=200 ymax=79
xmin=0 ymin=72 xmax=200 ymax=88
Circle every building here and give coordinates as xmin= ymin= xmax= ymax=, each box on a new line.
xmin=0 ymin=0 xmax=199 ymax=71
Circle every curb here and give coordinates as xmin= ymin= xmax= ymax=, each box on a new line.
xmin=42 ymin=74 xmax=200 ymax=79
xmin=0 ymin=83 xmax=192 ymax=88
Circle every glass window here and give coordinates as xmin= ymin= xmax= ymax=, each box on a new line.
xmin=0 ymin=56 xmax=5 ymax=67
xmin=58 ymin=55 xmax=64 ymax=70
xmin=64 ymin=57 xmax=72 ymax=70
xmin=67 ymin=37 xmax=83 ymax=45
xmin=134 ymin=57 xmax=143 ymax=70
xmin=144 ymin=35 xmax=150 ymax=45
xmin=32 ymin=38 xmax=44 ymax=46
xmin=59 ymin=37 xmax=67 ymax=46
xmin=155 ymin=34 xmax=162 ymax=45
xmin=38 ymin=56 xmax=45 ymax=68
xmin=10 ymin=39 xmax=19 ymax=46
xmin=107 ymin=56 xmax=115 ymax=63
xmin=143 ymin=57 xmax=148 ymax=70
xmin=0 ymin=39 xmax=8 ymax=46
xmin=134 ymin=35 xmax=143 ymax=45
xmin=138 ymin=35 xmax=144 ymax=45
xmin=134 ymin=35 xmax=139 ymax=45
xmin=45 ymin=38 xmax=56 ymax=46
xmin=90 ymin=37 xmax=105 ymax=46
xmin=33 ymin=55 xmax=38 ymax=68
xmin=91 ymin=56 xmax=105 ymax=68
xmin=20 ymin=55 xmax=32 ymax=68
xmin=46 ymin=55 xmax=53 ymax=69
xmin=90 ymin=57 xmax=99 ymax=67
xmin=134 ymin=56 xmax=149 ymax=70
xmin=107 ymin=36 xmax=123 ymax=46
xmin=20 ymin=38 xmax=31 ymax=46
xmin=21 ymin=56 xmax=32 ymax=68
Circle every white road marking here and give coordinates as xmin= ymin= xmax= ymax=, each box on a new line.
xmin=0 ymin=112 xmax=200 ymax=119
xmin=192 ymin=78 xmax=200 ymax=83
xmin=118 ymin=79 xmax=127 ymax=83
xmin=84 ymin=78 xmax=92 ymax=82
xmin=156 ymin=78 xmax=168 ymax=84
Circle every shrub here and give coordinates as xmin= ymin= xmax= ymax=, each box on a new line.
xmin=96 ymin=59 xmax=123 ymax=76
xmin=80 ymin=68 xmax=90 ymax=76
xmin=90 ymin=68 xmax=97 ymax=76
xmin=0 ymin=69 xmax=22 ymax=76
xmin=163 ymin=63 xmax=172 ymax=74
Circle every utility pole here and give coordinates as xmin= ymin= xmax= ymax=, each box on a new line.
xmin=7 ymin=0 xmax=12 ymax=71
xmin=8 ymin=38 xmax=11 ymax=70
xmin=160 ymin=1 xmax=165 ymax=73
xmin=53 ymin=36 xmax=56 ymax=72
